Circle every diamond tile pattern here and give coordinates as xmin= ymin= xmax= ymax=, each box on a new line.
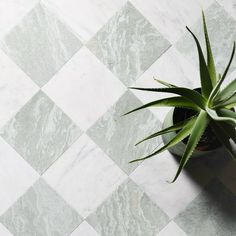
xmin=43 ymin=134 xmax=127 ymax=218
xmin=0 ymin=1 xmax=235 ymax=236
xmin=87 ymin=2 xmax=170 ymax=86
xmin=0 ymin=179 xmax=82 ymax=236
xmin=1 ymin=3 xmax=81 ymax=87
xmin=0 ymin=91 xmax=81 ymax=174
xmin=175 ymin=1 xmax=236 ymax=75
xmin=87 ymin=91 xmax=162 ymax=174
xmin=87 ymin=179 xmax=169 ymax=236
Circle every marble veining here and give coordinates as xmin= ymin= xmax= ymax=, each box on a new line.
xmin=130 ymin=150 xmax=213 ymax=218
xmin=43 ymin=134 xmax=127 ymax=218
xmin=87 ymin=179 xmax=169 ymax=236
xmin=42 ymin=47 xmax=126 ymax=131
xmin=87 ymin=2 xmax=170 ymax=86
xmin=1 ymin=3 xmax=81 ymax=87
xmin=0 ymin=91 xmax=81 ymax=174
xmin=0 ymin=1 xmax=235 ymax=235
xmin=175 ymin=2 xmax=236 ymax=76
xmin=0 ymin=179 xmax=82 ymax=236
xmin=130 ymin=0 xmax=213 ymax=44
xmin=217 ymin=0 xmax=236 ymax=20
xmin=87 ymin=91 xmax=162 ymax=174
xmin=46 ymin=0 xmax=127 ymax=43
xmin=0 ymin=49 xmax=39 ymax=128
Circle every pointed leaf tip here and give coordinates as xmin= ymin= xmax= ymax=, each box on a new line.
xmin=186 ymin=25 xmax=213 ymax=98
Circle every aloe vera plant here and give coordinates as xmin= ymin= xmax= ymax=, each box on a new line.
xmin=123 ymin=12 xmax=236 ymax=182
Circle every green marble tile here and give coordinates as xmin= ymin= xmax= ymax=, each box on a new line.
xmin=175 ymin=2 xmax=236 ymax=75
xmin=86 ymin=91 xmax=162 ymax=174
xmin=0 ymin=179 xmax=82 ymax=236
xmin=1 ymin=3 xmax=82 ymax=87
xmin=175 ymin=179 xmax=236 ymax=236
xmin=87 ymin=179 xmax=169 ymax=236
xmin=0 ymin=91 xmax=81 ymax=174
xmin=87 ymin=2 xmax=170 ymax=86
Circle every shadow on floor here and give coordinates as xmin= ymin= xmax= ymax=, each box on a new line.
xmin=172 ymin=148 xmax=236 ymax=221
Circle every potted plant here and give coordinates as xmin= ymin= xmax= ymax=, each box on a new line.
xmin=123 ymin=12 xmax=236 ymax=182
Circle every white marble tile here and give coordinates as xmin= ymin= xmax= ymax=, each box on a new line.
xmin=70 ymin=222 xmax=99 ymax=236
xmin=0 ymin=49 xmax=39 ymax=128
xmin=130 ymin=150 xmax=213 ymax=218
xmin=0 ymin=223 xmax=13 ymax=236
xmin=217 ymin=0 xmax=236 ymax=20
xmin=130 ymin=0 xmax=213 ymax=44
xmin=0 ymin=136 xmax=39 ymax=215
xmin=46 ymin=0 xmax=127 ymax=42
xmin=0 ymin=0 xmax=38 ymax=39
xmin=43 ymin=47 xmax=126 ymax=131
xmin=43 ymin=134 xmax=127 ymax=218
xmin=158 ymin=221 xmax=187 ymax=236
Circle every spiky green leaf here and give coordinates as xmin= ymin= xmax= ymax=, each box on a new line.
xmin=209 ymin=42 xmax=235 ymax=103
xmin=214 ymin=92 xmax=236 ymax=108
xmin=206 ymin=107 xmax=236 ymax=125
xmin=172 ymin=111 xmax=209 ymax=182
xmin=218 ymin=108 xmax=236 ymax=121
xmin=122 ymin=96 xmax=199 ymax=116
xmin=135 ymin=115 xmax=197 ymax=146
xmin=186 ymin=26 xmax=213 ymax=98
xmin=129 ymin=87 xmax=206 ymax=109
xmin=202 ymin=11 xmax=217 ymax=86
xmin=215 ymin=79 xmax=236 ymax=103
xmin=129 ymin=116 xmax=196 ymax=163
xmin=153 ymin=78 xmax=177 ymax=88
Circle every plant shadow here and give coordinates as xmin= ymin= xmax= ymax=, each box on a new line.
xmin=172 ymin=148 xmax=236 ymax=221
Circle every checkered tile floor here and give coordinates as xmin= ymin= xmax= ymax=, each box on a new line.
xmin=0 ymin=1 xmax=235 ymax=235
